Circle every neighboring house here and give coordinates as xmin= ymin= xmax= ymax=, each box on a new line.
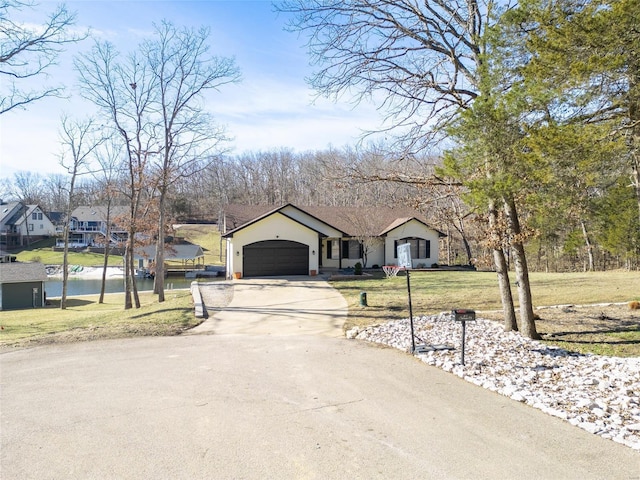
xmin=0 ymin=262 xmax=47 ymax=310
xmin=133 ymin=244 xmax=205 ymax=272
xmin=0 ymin=201 xmax=56 ymax=249
xmin=222 ymin=203 xmax=444 ymax=278
xmin=58 ymin=206 xmax=129 ymax=248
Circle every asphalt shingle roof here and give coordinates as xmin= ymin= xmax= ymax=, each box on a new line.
xmin=223 ymin=203 xmax=442 ymax=237
xmin=0 ymin=262 xmax=47 ymax=283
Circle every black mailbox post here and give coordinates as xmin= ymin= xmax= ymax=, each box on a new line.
xmin=452 ymin=309 xmax=476 ymax=365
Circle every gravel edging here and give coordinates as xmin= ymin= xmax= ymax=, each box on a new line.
xmin=347 ymin=313 xmax=640 ymax=451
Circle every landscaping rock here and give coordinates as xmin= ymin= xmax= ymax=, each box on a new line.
xmin=353 ymin=314 xmax=640 ymax=451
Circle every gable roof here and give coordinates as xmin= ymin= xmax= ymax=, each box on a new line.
xmin=0 ymin=202 xmax=23 ymax=225
xmin=223 ymin=204 xmax=345 ymax=238
xmin=70 ymin=206 xmax=130 ymax=223
xmin=0 ymin=262 xmax=47 ymax=283
xmin=223 ymin=203 xmax=444 ymax=237
xmin=0 ymin=203 xmax=54 ymax=228
xmin=47 ymin=212 xmax=66 ymax=225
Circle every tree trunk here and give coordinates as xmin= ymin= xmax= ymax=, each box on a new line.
xmin=628 ymin=50 xmax=640 ymax=225
xmin=124 ymin=242 xmax=132 ymax=310
xmin=98 ymin=200 xmax=112 ymax=304
xmin=503 ymin=196 xmax=540 ymax=339
xmin=126 ymin=244 xmax=140 ymax=308
xmin=461 ymin=235 xmax=473 ymax=266
xmin=488 ymin=200 xmax=517 ymax=332
xmin=60 ymin=172 xmax=77 ymax=310
xmin=61 ymin=222 xmax=70 ymax=310
xmin=580 ymin=220 xmax=594 ymax=272
xmin=155 ymin=188 xmax=166 ymax=302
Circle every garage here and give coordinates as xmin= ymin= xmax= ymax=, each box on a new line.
xmin=243 ymin=240 xmax=309 ymax=277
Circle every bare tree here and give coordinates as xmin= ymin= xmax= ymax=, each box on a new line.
xmin=278 ymin=0 xmax=482 ymax=150
xmin=92 ymin=137 xmax=125 ymax=304
xmin=58 ymin=115 xmax=103 ymax=309
xmin=10 ymin=170 xmax=46 ymax=204
xmin=143 ymin=21 xmax=240 ymax=302
xmin=75 ymin=41 xmax=157 ymax=309
xmin=0 ymin=0 xmax=85 ymax=114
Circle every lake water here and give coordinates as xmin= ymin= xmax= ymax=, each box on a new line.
xmin=45 ymin=277 xmax=195 ymax=297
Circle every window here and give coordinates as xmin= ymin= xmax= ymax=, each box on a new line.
xmin=28 ymin=224 xmax=34 ymax=231
xmin=32 ymin=212 xmax=42 ymax=220
xmin=326 ymin=240 xmax=340 ymax=259
xmin=341 ymin=239 xmax=363 ymax=259
xmin=394 ymin=238 xmax=430 ymax=259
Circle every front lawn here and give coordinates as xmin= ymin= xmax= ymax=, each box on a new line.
xmin=330 ymin=270 xmax=640 ymax=357
xmin=0 ymin=290 xmax=200 ymax=349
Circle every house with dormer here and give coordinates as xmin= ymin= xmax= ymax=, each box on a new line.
xmin=0 ymin=201 xmax=56 ymax=249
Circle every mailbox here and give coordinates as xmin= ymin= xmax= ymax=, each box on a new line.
xmin=452 ymin=309 xmax=476 ymax=322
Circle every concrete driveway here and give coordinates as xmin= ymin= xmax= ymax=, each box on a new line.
xmin=1 ymin=278 xmax=639 ymax=479
xmin=191 ymin=276 xmax=347 ymax=337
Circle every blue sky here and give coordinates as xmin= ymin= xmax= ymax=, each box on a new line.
xmin=1 ymin=0 xmax=382 ymax=179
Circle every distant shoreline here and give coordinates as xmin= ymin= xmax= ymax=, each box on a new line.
xmin=46 ymin=266 xmax=125 ymax=280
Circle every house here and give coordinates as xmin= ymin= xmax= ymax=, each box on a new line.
xmin=0 ymin=262 xmax=47 ymax=310
xmin=58 ymin=206 xmax=129 ymax=248
xmin=222 ymin=204 xmax=444 ymax=278
xmin=0 ymin=201 xmax=56 ymax=249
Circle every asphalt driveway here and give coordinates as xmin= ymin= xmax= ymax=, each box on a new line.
xmin=1 ymin=277 xmax=638 ymax=479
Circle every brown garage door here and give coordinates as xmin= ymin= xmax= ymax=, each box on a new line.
xmin=243 ymin=240 xmax=309 ymax=277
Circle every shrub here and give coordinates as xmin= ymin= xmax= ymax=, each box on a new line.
xmin=354 ymin=262 xmax=363 ymax=275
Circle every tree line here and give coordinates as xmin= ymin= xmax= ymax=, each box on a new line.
xmin=3 ymin=143 xmax=637 ymax=274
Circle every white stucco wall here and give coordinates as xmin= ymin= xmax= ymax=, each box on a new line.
xmin=384 ymin=220 xmax=440 ymax=267
xmin=226 ymin=213 xmax=320 ymax=277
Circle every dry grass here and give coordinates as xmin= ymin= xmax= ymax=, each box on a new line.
xmin=0 ymin=290 xmax=201 ymax=350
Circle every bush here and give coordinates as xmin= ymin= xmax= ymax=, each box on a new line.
xmin=354 ymin=262 xmax=363 ymax=275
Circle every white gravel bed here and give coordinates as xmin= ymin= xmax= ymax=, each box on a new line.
xmin=347 ymin=313 xmax=640 ymax=451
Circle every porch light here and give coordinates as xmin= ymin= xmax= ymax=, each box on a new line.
xmin=312 ymin=250 xmax=315 ymax=255
xmin=236 ymin=251 xmax=239 ymax=256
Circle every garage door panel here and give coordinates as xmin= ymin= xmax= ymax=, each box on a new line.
xmin=243 ymin=240 xmax=309 ymax=277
